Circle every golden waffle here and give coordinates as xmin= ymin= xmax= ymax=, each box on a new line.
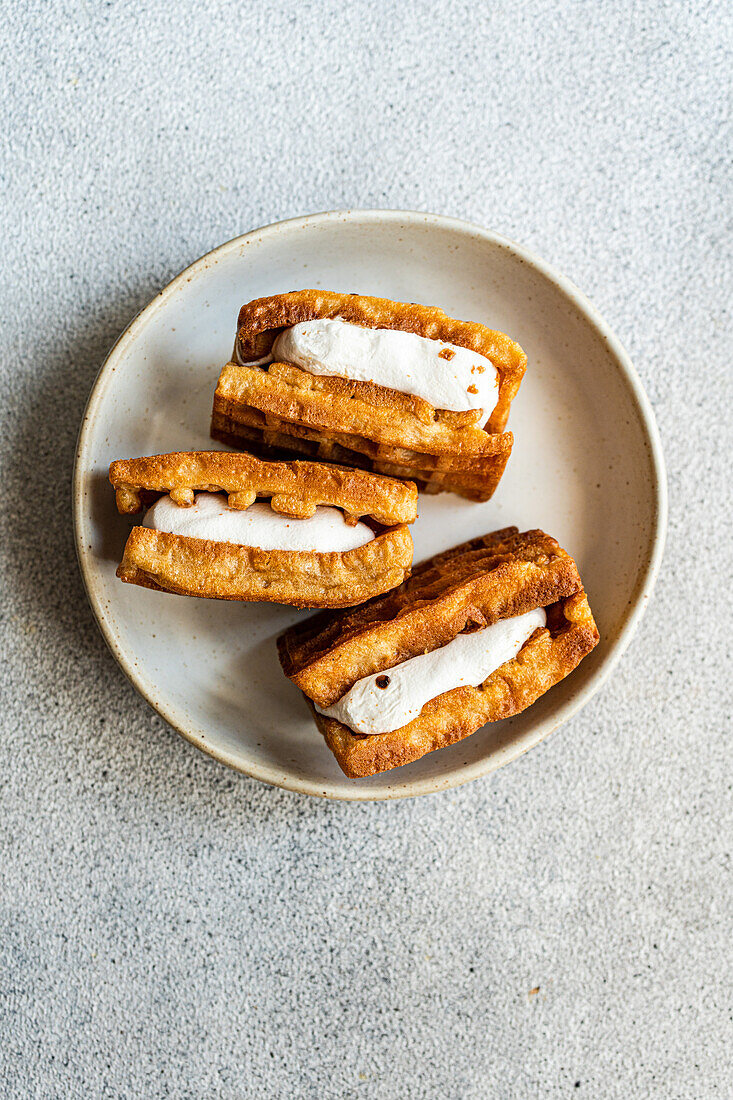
xmin=235 ymin=290 xmax=526 ymax=434
xmin=109 ymin=450 xmax=418 ymax=523
xmin=278 ymin=528 xmax=600 ymax=775
xmin=210 ymin=401 xmax=511 ymax=500
xmin=109 ymin=451 xmax=417 ymax=608
xmin=212 ymin=290 xmax=526 ymax=502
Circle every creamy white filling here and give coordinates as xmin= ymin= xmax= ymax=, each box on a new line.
xmin=142 ymin=492 xmax=374 ymax=553
xmin=316 ymin=607 xmax=547 ymax=735
xmin=267 ymin=318 xmax=499 ymax=421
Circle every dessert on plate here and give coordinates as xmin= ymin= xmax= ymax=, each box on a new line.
xmin=211 ymin=290 xmax=526 ymax=501
xmin=278 ymin=527 xmax=599 ymax=776
xmin=109 ymin=450 xmax=417 ymax=607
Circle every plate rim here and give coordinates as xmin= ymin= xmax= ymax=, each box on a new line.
xmin=72 ymin=208 xmax=668 ymax=801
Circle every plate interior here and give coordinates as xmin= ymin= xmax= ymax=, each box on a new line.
xmin=75 ymin=213 xmax=663 ymax=798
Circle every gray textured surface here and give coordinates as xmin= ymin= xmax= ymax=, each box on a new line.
xmin=1 ymin=1 xmax=731 ymax=1096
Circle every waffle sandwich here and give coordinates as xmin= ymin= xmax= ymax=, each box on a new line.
xmin=211 ymin=290 xmax=526 ymax=501
xmin=109 ymin=451 xmax=417 ymax=607
xmin=278 ymin=528 xmax=599 ymax=776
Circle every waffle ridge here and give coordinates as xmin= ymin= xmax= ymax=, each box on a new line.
xmin=109 ymin=449 xmax=417 ymax=524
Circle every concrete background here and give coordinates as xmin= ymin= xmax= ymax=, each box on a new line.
xmin=1 ymin=1 xmax=730 ymax=1096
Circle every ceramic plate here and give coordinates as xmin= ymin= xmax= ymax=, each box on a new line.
xmin=73 ymin=210 xmax=666 ymax=800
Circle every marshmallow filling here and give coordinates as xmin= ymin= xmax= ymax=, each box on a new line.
xmin=142 ymin=492 xmax=374 ymax=553
xmin=245 ymin=318 xmax=500 ymax=421
xmin=316 ymin=606 xmax=547 ymax=735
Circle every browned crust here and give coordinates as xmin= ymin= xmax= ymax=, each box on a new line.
xmin=278 ymin=528 xmax=584 ymax=705
xmin=109 ymin=450 xmax=417 ymax=525
xmin=210 ymin=416 xmax=506 ymax=500
xmin=215 ymin=360 xmax=508 ymax=456
xmin=308 ymin=589 xmax=599 ymax=776
xmin=211 ymin=391 xmax=512 ymax=503
xmin=235 ymin=290 xmax=526 ymax=434
xmin=116 ymin=524 xmax=414 ymax=608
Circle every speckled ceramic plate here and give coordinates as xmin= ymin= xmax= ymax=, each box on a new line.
xmin=73 ymin=210 xmax=666 ymax=800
